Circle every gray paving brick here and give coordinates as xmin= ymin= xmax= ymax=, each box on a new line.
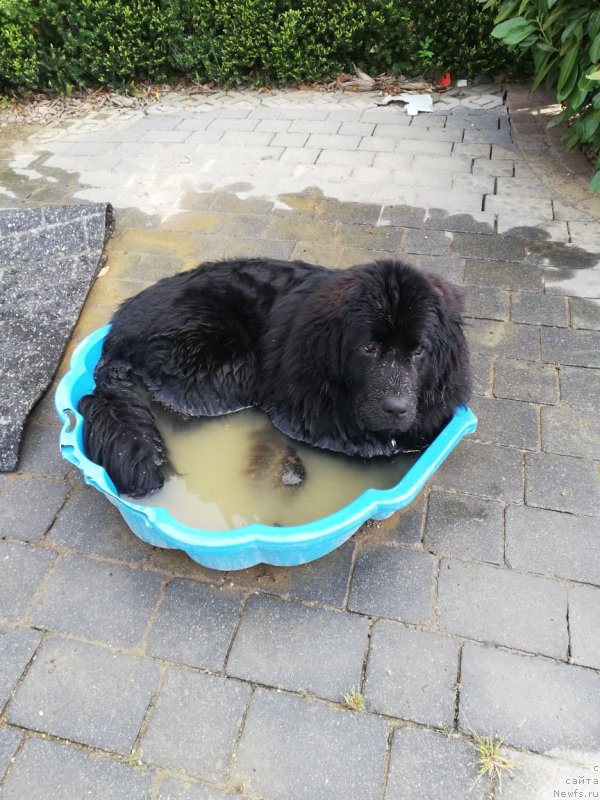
xmin=378 ymin=205 xmax=423 ymax=229
xmin=141 ymin=668 xmax=249 ymax=780
xmin=132 ymin=114 xmax=194 ymax=130
xmin=233 ymin=688 xmax=387 ymax=800
xmin=570 ymin=297 xmax=600 ymax=330
xmin=314 ymin=199 xmax=381 ymax=225
xmin=541 ymin=405 xmax=600 ymax=459
xmin=412 ymin=155 xmax=471 ymax=175
xmin=438 ymin=560 xmax=567 ymax=657
xmin=395 ymin=139 xmax=453 ymax=156
xmin=0 ymin=541 xmax=54 ymax=621
xmin=349 ymin=544 xmax=435 ymax=623
xmin=279 ymin=146 xmax=319 ymax=163
xmin=462 ymin=127 xmax=513 ymax=145
xmin=493 ymin=359 xmax=558 ymax=404
xmin=148 ymin=579 xmax=243 ymax=670
xmin=469 ymin=396 xmax=538 ymax=450
xmin=466 ymin=319 xmax=539 ymax=360
xmin=46 ymin=483 xmax=150 ymax=562
xmin=140 ymin=129 xmax=192 ymax=143
xmin=0 ymin=726 xmax=22 ymax=779
xmin=392 ymin=168 xmax=452 ymax=189
xmin=486 ymin=195 xmax=553 ymax=221
xmin=496 ymin=177 xmax=552 ymax=197
xmin=410 ymin=254 xmax=464 ymax=283
xmin=506 ymin=504 xmax=600 ymax=583
xmin=334 ymin=222 xmax=404 ymax=252
xmin=498 ymin=748 xmax=599 ymax=799
xmin=16 ymin=423 xmax=70 ymax=478
xmin=569 ymin=584 xmax=600 ymax=670
xmin=255 ymin=118 xmax=291 ymax=133
xmin=222 ymin=237 xmax=294 ymax=261
xmin=364 ymin=621 xmax=458 ymax=725
xmin=511 ymin=291 xmax=567 ymax=326
xmin=358 ymin=136 xmax=396 ymax=152
xmin=307 ymin=133 xmax=360 ymax=150
xmin=339 ymin=121 xmax=375 ymax=136
xmin=473 ymin=157 xmax=514 ymax=177
xmin=317 ymin=149 xmax=374 ymax=167
xmin=462 ymin=286 xmax=509 ymax=320
xmin=453 ymin=174 xmax=496 ymax=194
xmin=0 ymin=737 xmax=153 ymax=799
xmin=288 ymin=119 xmax=340 ymax=134
xmin=229 ymin=538 xmax=355 ymax=606
xmin=464 ymin=259 xmax=542 ymax=292
xmin=525 ymin=452 xmax=600 ymax=516
xmin=453 ymin=142 xmax=491 ymax=159
xmin=263 ymin=216 xmax=335 ymax=243
xmin=158 ymin=777 xmax=245 ymax=800
xmin=431 ymin=441 xmax=523 ymax=502
xmin=227 ymin=595 xmax=368 ymax=701
xmin=0 ymin=476 xmax=68 ymax=542
xmin=416 ymin=189 xmax=485 ymax=215
xmin=471 ymin=353 xmax=491 ymax=395
xmin=385 ymin=727 xmax=487 ymax=800
xmin=453 ymin=232 xmax=526 ymax=262
xmin=8 ymin=637 xmax=159 ymax=753
xmin=542 ymin=328 xmax=600 ymax=368
xmin=361 ymin=496 xmax=425 ymax=547
xmin=425 ymin=491 xmax=504 ymax=563
xmin=271 ymin=132 xmax=310 ymax=148
xmin=559 ymin=365 xmax=600 ymax=412
xmin=29 ymin=554 xmax=162 ymax=647
xmin=404 ymin=229 xmax=451 ymax=256
xmin=459 ymin=642 xmax=600 ymax=753
xmin=0 ymin=628 xmax=42 ymax=711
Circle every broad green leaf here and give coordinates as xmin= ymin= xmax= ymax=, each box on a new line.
xmin=580 ymin=110 xmax=600 ymax=140
xmin=557 ymin=46 xmax=579 ymax=96
xmin=591 ymin=33 xmax=600 ymax=63
xmin=590 ymin=170 xmax=600 ymax=194
xmin=491 ymin=16 xmax=534 ymax=39
xmin=586 ymin=69 xmax=600 ymax=80
xmin=593 ymin=90 xmax=600 ymax=109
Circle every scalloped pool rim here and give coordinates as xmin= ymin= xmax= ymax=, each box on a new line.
xmin=55 ymin=325 xmax=477 ymax=570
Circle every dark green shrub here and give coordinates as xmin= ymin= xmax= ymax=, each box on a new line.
xmin=484 ymin=0 xmax=600 ymax=192
xmin=0 ymin=0 xmax=39 ymax=88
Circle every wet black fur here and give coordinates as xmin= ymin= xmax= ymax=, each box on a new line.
xmin=79 ymin=258 xmax=471 ymax=496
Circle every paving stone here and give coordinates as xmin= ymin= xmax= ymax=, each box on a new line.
xmin=486 ymin=196 xmax=553 ymax=221
xmin=16 ymin=423 xmax=70 ymax=478
xmin=227 ymin=595 xmax=368 ymax=701
xmin=525 ymin=452 xmax=600 ymax=516
xmin=473 ymin=158 xmax=514 ymax=177
xmin=416 ymin=189 xmax=485 ymax=215
xmin=424 ymin=210 xmax=495 ymax=235
xmin=466 ymin=319 xmax=539 ymax=360
xmin=314 ymin=199 xmax=381 ymax=225
xmin=394 ymin=140 xmax=453 ymax=156
xmin=46 ymin=483 xmax=151 ymax=562
xmin=425 ymin=491 xmax=504 ymax=563
xmin=307 ymin=133 xmax=360 ymax=151
xmin=403 ymin=229 xmax=451 ymax=256
xmin=438 ymin=560 xmax=567 ymax=657
xmin=158 ymin=777 xmax=245 ymax=800
xmin=148 ymin=579 xmax=243 ymax=670
xmin=380 ymin=204 xmax=425 ymax=228
xmin=0 ymin=737 xmax=153 ymax=799
xmin=334 ymin=222 xmax=404 ymax=252
xmin=469 ymin=396 xmax=538 ymax=450
xmin=221 ymin=236 xmax=294 ymax=261
xmin=288 ymin=120 xmax=341 ymax=134
xmin=570 ymin=297 xmax=600 ymax=330
xmin=464 ymin=259 xmax=542 ymax=293
xmin=542 ymin=328 xmax=600 ymax=368
xmin=431 ymin=441 xmax=523 ymax=502
xmin=385 ymin=727 xmax=487 ymax=800
xmin=569 ymin=584 xmax=600 ymax=670
xmin=511 ymin=291 xmax=568 ymax=327
xmin=559 ymin=365 xmax=600 ymax=412
xmin=506 ymin=504 xmax=600 ymax=584
xmin=263 ymin=216 xmax=336 ymax=243
xmin=412 ymin=155 xmax=472 ymax=175
xmin=360 ymin=495 xmax=425 ymax=547
xmin=459 ymin=642 xmax=600 ymax=753
xmin=453 ymin=232 xmax=525 ymax=263
xmin=364 ymin=621 xmax=458 ymax=725
xmin=349 ymin=544 xmax=435 ymax=624
xmin=0 ymin=476 xmax=68 ymax=542
xmin=229 ymin=538 xmax=355 ymax=606
xmin=280 ymin=146 xmax=319 ymax=163
xmin=410 ymin=254 xmax=464 ymax=283
xmin=462 ymin=286 xmax=509 ymax=321
xmin=141 ymin=668 xmax=249 ymax=781
xmin=29 ymin=554 xmax=163 ymax=647
xmin=317 ymin=149 xmax=375 ymax=167
xmin=0 ymin=726 xmax=22 ymax=779
xmin=233 ymin=688 xmax=387 ymax=800
xmin=498 ymin=748 xmax=599 ymax=799
xmin=470 ymin=353 xmax=491 ymax=395
xmin=541 ymin=405 xmax=600 ymax=459
xmin=494 ymin=358 xmax=557 ymax=404
xmin=0 ymin=541 xmax=55 ymax=621
xmin=496 ymin=177 xmax=552 ymax=197
xmin=358 ymin=136 xmax=396 ymax=152
xmin=8 ymin=637 xmax=159 ymax=753
xmin=0 ymin=628 xmax=42 ymax=711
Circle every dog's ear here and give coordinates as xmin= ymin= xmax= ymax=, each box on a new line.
xmin=424 ymin=272 xmax=464 ymax=316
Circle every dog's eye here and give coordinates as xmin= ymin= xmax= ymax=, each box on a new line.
xmin=413 ymin=345 xmax=425 ymax=357
xmin=361 ymin=342 xmax=378 ymax=354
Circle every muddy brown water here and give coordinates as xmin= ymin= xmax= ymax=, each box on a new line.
xmin=129 ymin=408 xmax=417 ymax=530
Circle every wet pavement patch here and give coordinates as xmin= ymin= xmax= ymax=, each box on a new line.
xmin=0 ymin=202 xmax=113 ymax=470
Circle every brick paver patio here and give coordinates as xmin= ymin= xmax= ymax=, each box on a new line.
xmin=0 ymin=84 xmax=599 ymax=799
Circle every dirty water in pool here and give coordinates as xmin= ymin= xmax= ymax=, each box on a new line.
xmin=127 ymin=407 xmax=418 ymax=530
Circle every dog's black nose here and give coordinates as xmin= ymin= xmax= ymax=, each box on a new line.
xmin=382 ymin=396 xmax=410 ymax=417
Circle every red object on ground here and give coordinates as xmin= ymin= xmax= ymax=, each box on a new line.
xmin=439 ymin=72 xmax=452 ymax=88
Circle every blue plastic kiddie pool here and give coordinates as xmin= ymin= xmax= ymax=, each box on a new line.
xmin=55 ymin=325 xmax=477 ymax=570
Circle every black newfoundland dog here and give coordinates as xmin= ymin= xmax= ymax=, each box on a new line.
xmin=79 ymin=258 xmax=471 ymax=497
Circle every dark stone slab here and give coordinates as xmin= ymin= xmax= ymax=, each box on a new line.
xmin=469 ymin=396 xmax=538 ymax=450
xmin=381 ymin=205 xmax=425 ymax=228
xmin=349 ymin=544 xmax=435 ymax=623
xmin=233 ymin=688 xmax=388 ymax=800
xmin=0 ymin=541 xmax=55 ymax=621
xmin=0 ymin=628 xmax=42 ymax=712
xmin=0 ymin=476 xmax=69 ymax=541
xmin=570 ymin=297 xmax=600 ymax=330
xmin=470 ymin=353 xmax=491 ymax=395
xmin=493 ymin=358 xmax=558 ymax=404
xmin=569 ymin=584 xmax=600 ymax=670
xmin=431 ymin=441 xmax=523 ymax=502
xmin=148 ymin=579 xmax=244 ymax=670
xmin=0 ymin=203 xmax=113 ymax=471
xmin=511 ymin=292 xmax=568 ymax=327
xmin=0 ymin=737 xmax=153 ymax=799
xmin=525 ymin=452 xmax=600 ymax=516
xmin=466 ymin=320 xmax=539 ymax=359
xmin=453 ymin=232 xmax=526 ymax=262
xmin=459 ymin=643 xmax=600 ymax=753
xmin=0 ymin=726 xmax=23 ymax=780
xmin=404 ymin=229 xmax=451 ymax=257
xmin=425 ymin=491 xmax=504 ymax=563
xmin=541 ymin=328 xmax=600 ymax=368
xmin=29 ymin=553 xmax=163 ymax=647
xmin=8 ymin=637 xmax=159 ymax=753
xmin=410 ymin=254 xmax=464 ymax=283
xmin=158 ymin=777 xmax=247 ymax=800
xmin=359 ymin=495 xmax=425 ymax=547
xmin=141 ymin=668 xmax=249 ymax=781
xmin=541 ymin=406 xmax=600 ymax=459
xmin=463 ymin=286 xmax=509 ymax=321
xmin=425 ymin=211 xmax=494 ymax=235
xmin=13 ymin=423 xmax=69 ymax=479
xmin=385 ymin=727 xmax=488 ymax=800
xmin=559 ymin=366 xmax=600 ymax=412
xmin=363 ymin=621 xmax=458 ymax=725
xmin=438 ymin=559 xmax=567 ymax=657
xmin=463 ymin=260 xmax=542 ymax=292
xmin=227 ymin=594 xmax=368 ymax=701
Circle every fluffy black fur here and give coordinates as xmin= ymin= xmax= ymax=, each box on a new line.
xmin=79 ymin=258 xmax=471 ymax=496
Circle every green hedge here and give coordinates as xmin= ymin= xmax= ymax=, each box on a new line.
xmin=0 ymin=0 xmax=511 ymax=91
